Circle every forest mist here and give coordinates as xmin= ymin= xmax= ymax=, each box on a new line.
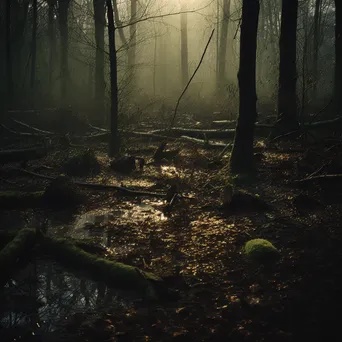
xmin=0 ymin=0 xmax=337 ymax=124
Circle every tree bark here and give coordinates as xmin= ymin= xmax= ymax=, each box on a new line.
xmin=93 ymin=0 xmax=106 ymax=117
xmin=335 ymin=0 xmax=342 ymax=115
xmin=30 ymin=0 xmax=38 ymax=108
xmin=58 ymin=0 xmax=71 ymax=103
xmin=106 ymin=0 xmax=119 ymax=156
xmin=217 ymin=0 xmax=231 ymax=97
xmin=180 ymin=5 xmax=189 ymax=88
xmin=48 ymin=1 xmax=57 ymax=98
xmin=312 ymin=0 xmax=321 ymax=98
xmin=128 ymin=0 xmax=137 ymax=69
xmin=229 ymin=0 xmax=259 ymax=174
xmin=5 ymin=0 xmax=12 ymax=110
xmin=277 ymin=0 xmax=299 ymax=132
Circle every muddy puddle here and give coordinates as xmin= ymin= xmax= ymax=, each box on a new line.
xmin=0 ymin=259 xmax=138 ymax=341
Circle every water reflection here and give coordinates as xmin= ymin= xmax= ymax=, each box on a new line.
xmin=0 ymin=259 xmax=137 ymax=341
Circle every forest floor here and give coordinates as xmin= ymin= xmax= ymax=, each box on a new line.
xmin=1 ymin=133 xmax=342 ymax=342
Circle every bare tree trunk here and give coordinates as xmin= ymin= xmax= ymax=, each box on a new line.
xmin=58 ymin=0 xmax=71 ymax=104
xmin=277 ymin=0 xmax=299 ymax=132
xmin=106 ymin=0 xmax=119 ymax=156
xmin=312 ymin=0 xmax=321 ymax=98
xmin=93 ymin=0 xmax=106 ymax=117
xmin=6 ymin=0 xmax=12 ymax=110
xmin=215 ymin=0 xmax=220 ymax=94
xmin=128 ymin=0 xmax=137 ymax=68
xmin=113 ymin=1 xmax=127 ymax=47
xmin=48 ymin=1 xmax=57 ymax=98
xmin=30 ymin=0 xmax=38 ymax=108
xmin=218 ymin=0 xmax=230 ymax=97
xmin=180 ymin=5 xmax=189 ymax=88
xmin=265 ymin=0 xmax=277 ymax=58
xmin=230 ymin=0 xmax=259 ymax=174
xmin=335 ymin=0 xmax=342 ymax=115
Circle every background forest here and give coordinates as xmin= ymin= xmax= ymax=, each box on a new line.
xmin=0 ymin=0 xmax=337 ymax=124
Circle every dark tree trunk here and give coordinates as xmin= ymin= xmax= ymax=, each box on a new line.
xmin=48 ymin=1 xmax=57 ymax=96
xmin=6 ymin=0 xmax=12 ymax=110
xmin=277 ymin=0 xmax=299 ymax=131
xmin=180 ymin=6 xmax=189 ymax=88
xmin=93 ymin=0 xmax=106 ymax=117
xmin=312 ymin=0 xmax=321 ymax=98
xmin=229 ymin=0 xmax=259 ymax=174
xmin=217 ymin=0 xmax=230 ymax=97
xmin=106 ymin=0 xmax=119 ymax=156
xmin=128 ymin=0 xmax=137 ymax=69
xmin=335 ymin=0 xmax=342 ymax=115
xmin=30 ymin=0 xmax=38 ymax=108
xmin=58 ymin=0 xmax=71 ymax=103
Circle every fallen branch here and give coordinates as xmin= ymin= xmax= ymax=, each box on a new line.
xmin=11 ymin=119 xmax=55 ymax=135
xmin=0 ymin=191 xmax=44 ymax=209
xmin=0 ymin=146 xmax=47 ymax=164
xmin=211 ymin=120 xmax=237 ymax=128
xmin=11 ymin=168 xmax=168 ymax=198
xmin=179 ymin=135 xmax=228 ymax=149
xmin=0 ymin=228 xmax=37 ymax=285
xmin=41 ymin=236 xmax=163 ymax=298
xmin=295 ymin=173 xmax=342 ymax=183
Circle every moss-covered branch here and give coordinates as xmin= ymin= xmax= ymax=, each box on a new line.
xmin=0 ymin=191 xmax=44 ymax=209
xmin=0 ymin=228 xmax=37 ymax=284
xmin=0 ymin=230 xmax=171 ymax=299
xmin=41 ymin=237 xmax=163 ymax=298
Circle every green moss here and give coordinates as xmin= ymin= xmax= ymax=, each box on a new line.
xmin=41 ymin=237 xmax=161 ymax=297
xmin=63 ymin=149 xmax=100 ymax=176
xmin=0 ymin=191 xmax=44 ymax=209
xmin=0 ymin=228 xmax=37 ymax=283
xmin=244 ymin=239 xmax=280 ymax=263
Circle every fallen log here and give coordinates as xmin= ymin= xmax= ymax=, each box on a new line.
xmin=41 ymin=237 xmax=164 ymax=298
xmin=0 ymin=228 xmax=37 ymax=285
xmin=0 ymin=191 xmax=44 ymax=209
xmin=11 ymin=168 xmax=168 ymax=198
xmin=151 ymin=127 xmax=237 ymax=139
xmin=179 ymin=135 xmax=228 ymax=149
xmin=211 ymin=120 xmax=236 ymax=128
xmin=11 ymin=119 xmax=55 ymax=135
xmin=0 ymin=146 xmax=47 ymax=165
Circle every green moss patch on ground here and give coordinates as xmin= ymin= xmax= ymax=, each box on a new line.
xmin=244 ymin=238 xmax=280 ymax=263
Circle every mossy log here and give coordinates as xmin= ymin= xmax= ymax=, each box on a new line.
xmin=0 ymin=228 xmax=37 ymax=284
xmin=0 ymin=191 xmax=44 ymax=209
xmin=0 ymin=146 xmax=47 ymax=165
xmin=41 ymin=237 xmax=164 ymax=298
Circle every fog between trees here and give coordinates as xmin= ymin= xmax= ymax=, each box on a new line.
xmin=0 ymin=0 xmax=336 ymax=123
